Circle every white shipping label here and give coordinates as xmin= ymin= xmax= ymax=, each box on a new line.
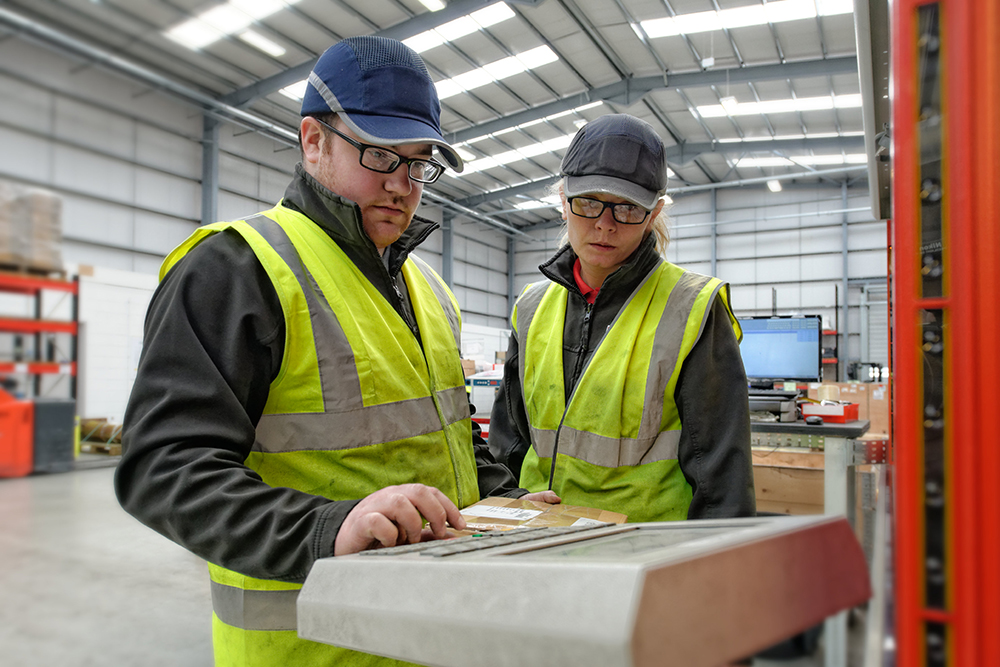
xmin=571 ymin=518 xmax=606 ymax=527
xmin=460 ymin=505 xmax=543 ymax=521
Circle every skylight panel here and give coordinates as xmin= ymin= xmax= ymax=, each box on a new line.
xmin=435 ymin=46 xmax=557 ymax=100
xmin=418 ymin=0 xmax=446 ymax=10
xmin=673 ymin=10 xmax=722 ymax=34
xmin=279 ymin=80 xmax=308 ymax=100
xmin=239 ymin=30 xmax=286 ymax=57
xmin=516 ymin=45 xmax=558 ymax=69
xmin=640 ymin=0 xmax=853 ymax=38
xmin=695 ymin=94 xmax=861 ymax=118
xmin=470 ymin=3 xmax=516 ymax=28
xmin=515 ymin=195 xmax=562 ymax=210
xmin=404 ymin=3 xmax=516 ymax=54
xmin=165 ymin=0 xmax=301 ymax=51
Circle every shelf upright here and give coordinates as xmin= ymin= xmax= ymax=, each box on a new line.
xmin=891 ymin=0 xmax=1000 ymax=665
xmin=0 ymin=271 xmax=78 ymax=398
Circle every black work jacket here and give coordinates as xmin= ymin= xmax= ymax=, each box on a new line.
xmin=115 ymin=165 xmax=524 ymax=583
xmin=488 ymin=235 xmax=756 ymax=520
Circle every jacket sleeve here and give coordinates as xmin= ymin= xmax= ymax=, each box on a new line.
xmin=486 ymin=330 xmax=533 ymax=480
xmin=114 ymin=231 xmax=359 ymax=584
xmin=675 ymin=297 xmax=757 ymax=519
xmin=471 ymin=402 xmax=529 ymax=499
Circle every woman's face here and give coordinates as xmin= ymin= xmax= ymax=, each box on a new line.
xmin=564 ymin=192 xmax=663 ymax=289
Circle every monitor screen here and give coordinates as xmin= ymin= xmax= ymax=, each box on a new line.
xmin=738 ymin=316 xmax=822 ymax=382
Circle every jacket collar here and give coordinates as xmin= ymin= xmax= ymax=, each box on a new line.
xmin=279 ymin=163 xmax=439 ymax=276
xmin=539 ymin=233 xmax=662 ymax=300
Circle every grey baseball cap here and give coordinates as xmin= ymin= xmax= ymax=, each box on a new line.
xmin=560 ymin=114 xmax=667 ymax=210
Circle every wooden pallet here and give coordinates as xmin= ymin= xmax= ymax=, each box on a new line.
xmin=0 ymin=264 xmax=68 ymax=281
xmin=79 ymin=441 xmax=122 ymax=456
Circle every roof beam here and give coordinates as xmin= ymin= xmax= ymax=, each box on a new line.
xmin=445 ymin=55 xmax=858 ymax=145
xmin=220 ymin=0 xmax=512 ymax=108
xmin=454 ymin=134 xmax=866 ymax=207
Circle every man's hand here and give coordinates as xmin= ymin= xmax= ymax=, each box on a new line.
xmin=335 ymin=484 xmax=467 ymax=556
xmin=521 ymin=490 xmax=561 ymax=504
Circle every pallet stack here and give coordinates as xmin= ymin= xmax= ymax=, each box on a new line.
xmin=0 ymin=179 xmax=63 ymax=275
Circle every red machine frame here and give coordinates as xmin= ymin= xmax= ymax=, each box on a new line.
xmin=891 ymin=0 xmax=1000 ymax=665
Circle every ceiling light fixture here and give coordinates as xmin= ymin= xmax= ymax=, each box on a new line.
xmin=641 ymin=0 xmax=852 ymax=39
xmin=403 ymin=3 xmax=515 ymax=53
xmin=418 ymin=0 xmax=446 ymax=10
xmin=767 ymin=179 xmax=783 ymax=192
xmin=238 ymin=30 xmax=286 ymax=57
xmin=696 ymin=93 xmax=862 ymax=118
xmin=434 ymin=45 xmax=557 ymax=100
xmin=166 ymin=0 xmax=302 ymax=50
xmin=719 ymin=96 xmax=739 ymax=114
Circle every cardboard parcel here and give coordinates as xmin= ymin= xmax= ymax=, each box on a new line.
xmin=458 ymin=496 xmax=627 ymax=532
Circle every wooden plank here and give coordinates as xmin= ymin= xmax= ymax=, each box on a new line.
xmin=752 ymin=447 xmax=825 ymax=470
xmin=753 ymin=465 xmax=824 ymax=515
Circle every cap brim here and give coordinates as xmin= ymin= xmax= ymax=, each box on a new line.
xmin=564 ymin=174 xmax=660 ymax=210
xmin=339 ymin=113 xmax=464 ymax=173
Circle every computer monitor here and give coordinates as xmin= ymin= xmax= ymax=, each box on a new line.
xmin=738 ymin=315 xmax=822 ymax=383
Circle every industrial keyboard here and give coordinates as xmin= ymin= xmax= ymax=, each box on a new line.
xmin=359 ymin=523 xmax=614 ymax=557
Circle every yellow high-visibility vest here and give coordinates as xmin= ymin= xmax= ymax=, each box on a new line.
xmin=161 ymin=204 xmax=478 ymax=667
xmin=514 ymin=259 xmax=740 ymax=522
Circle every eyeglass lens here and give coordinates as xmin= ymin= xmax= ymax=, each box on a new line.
xmin=570 ymin=197 xmax=648 ymax=224
xmin=360 ymin=147 xmax=443 ymax=183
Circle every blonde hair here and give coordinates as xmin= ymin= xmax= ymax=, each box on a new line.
xmin=551 ymin=180 xmax=671 ymax=254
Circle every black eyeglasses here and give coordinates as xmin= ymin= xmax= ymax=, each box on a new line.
xmin=315 ymin=118 xmax=445 ymax=184
xmin=567 ymin=196 xmax=651 ymax=224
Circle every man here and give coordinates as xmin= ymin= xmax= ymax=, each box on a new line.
xmin=115 ymin=36 xmax=554 ymax=667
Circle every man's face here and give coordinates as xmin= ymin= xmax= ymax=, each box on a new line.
xmin=301 ymin=117 xmax=432 ymax=251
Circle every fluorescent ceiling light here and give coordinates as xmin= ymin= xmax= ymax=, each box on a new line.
xmin=735 ymin=154 xmax=867 ymax=168
xmin=455 ymin=146 xmax=477 ymax=162
xmin=662 ymin=194 xmax=673 ymax=204
xmin=279 ymin=80 xmax=308 ymax=100
xmin=516 ymin=195 xmax=562 ymax=210
xmin=719 ymin=96 xmax=739 ymax=114
xmin=435 ymin=46 xmax=557 ymax=99
xmin=696 ymin=94 xmax=862 ymax=118
xmin=767 ymin=179 xmax=783 ymax=192
xmin=641 ymin=0 xmax=852 ymax=38
xmin=419 ymin=0 xmax=446 ymax=10
xmin=166 ymin=0 xmax=301 ymax=51
xmin=238 ymin=30 xmax=285 ymax=57
xmin=404 ymin=3 xmax=515 ymax=53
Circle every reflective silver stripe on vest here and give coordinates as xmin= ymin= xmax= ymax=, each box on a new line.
xmin=514 ymin=281 xmax=552 ymax=395
xmin=633 ymin=271 xmax=716 ymax=444
xmin=256 ymin=385 xmax=469 ymax=453
xmin=530 ymin=425 xmax=682 ymax=468
xmin=409 ymin=255 xmax=462 ymax=351
xmin=245 ymin=214 xmax=364 ymax=412
xmin=211 ymin=580 xmax=298 ymax=632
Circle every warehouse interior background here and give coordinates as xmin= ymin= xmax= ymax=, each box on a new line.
xmin=0 ymin=0 xmax=924 ymax=665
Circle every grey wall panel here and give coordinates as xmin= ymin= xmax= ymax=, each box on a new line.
xmin=62 ymin=196 xmax=135 ymax=244
xmin=218 ymin=190 xmax=271 ymax=222
xmin=135 ymin=169 xmax=200 ymax=220
xmin=55 ymin=97 xmax=136 ymax=158
xmin=0 ymin=126 xmax=52 ymax=183
xmin=52 ymin=144 xmax=134 ymax=202
xmin=133 ymin=213 xmax=197 ymax=255
xmin=136 ymin=125 xmax=201 ymax=179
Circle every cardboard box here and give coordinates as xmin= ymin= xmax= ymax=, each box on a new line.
xmin=867 ymin=383 xmax=890 ymax=435
xmin=460 ymin=359 xmax=477 ymax=378
xmin=458 ymin=496 xmax=627 ymax=532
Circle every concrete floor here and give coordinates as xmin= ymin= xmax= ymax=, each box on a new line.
xmin=0 ymin=459 xmax=213 ymax=667
xmin=0 ymin=459 xmax=857 ymax=667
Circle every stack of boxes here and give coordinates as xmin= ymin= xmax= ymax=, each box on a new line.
xmin=806 ymin=381 xmax=890 ymax=436
xmin=0 ymin=180 xmax=63 ymax=273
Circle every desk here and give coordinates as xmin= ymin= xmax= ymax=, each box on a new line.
xmin=750 ymin=420 xmax=870 ymax=667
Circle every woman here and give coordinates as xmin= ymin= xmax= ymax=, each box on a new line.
xmin=489 ymin=114 xmax=755 ymax=522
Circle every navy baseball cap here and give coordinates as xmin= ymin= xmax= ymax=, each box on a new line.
xmin=560 ymin=114 xmax=667 ymax=209
xmin=301 ymin=36 xmax=464 ymax=172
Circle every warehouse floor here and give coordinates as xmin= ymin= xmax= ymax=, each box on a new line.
xmin=0 ymin=461 xmax=862 ymax=667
